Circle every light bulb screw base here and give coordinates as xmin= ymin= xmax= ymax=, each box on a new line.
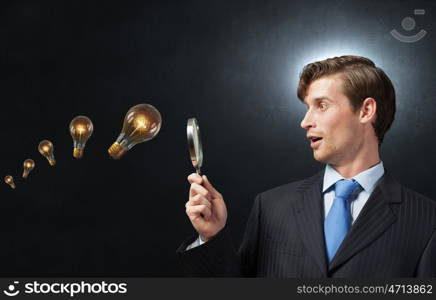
xmin=73 ymin=148 xmax=84 ymax=159
xmin=108 ymin=142 xmax=127 ymax=159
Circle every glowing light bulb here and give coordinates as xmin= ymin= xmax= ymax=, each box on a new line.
xmin=38 ymin=140 xmax=56 ymax=166
xmin=69 ymin=115 xmax=94 ymax=158
xmin=22 ymin=159 xmax=35 ymax=178
xmin=108 ymin=103 xmax=162 ymax=159
xmin=4 ymin=175 xmax=15 ymax=189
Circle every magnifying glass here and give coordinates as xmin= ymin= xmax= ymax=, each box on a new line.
xmin=187 ymin=118 xmax=203 ymax=175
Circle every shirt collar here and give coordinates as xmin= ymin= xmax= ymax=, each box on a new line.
xmin=323 ymin=161 xmax=385 ymax=194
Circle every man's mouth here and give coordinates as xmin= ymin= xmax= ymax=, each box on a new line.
xmin=308 ymin=136 xmax=323 ymax=148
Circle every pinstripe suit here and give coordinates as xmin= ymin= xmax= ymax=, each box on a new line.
xmin=177 ymin=171 xmax=436 ymax=277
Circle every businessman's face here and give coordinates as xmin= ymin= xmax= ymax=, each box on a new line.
xmin=300 ymin=74 xmax=363 ymax=165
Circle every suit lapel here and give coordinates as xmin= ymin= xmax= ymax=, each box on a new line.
xmin=328 ymin=172 xmax=401 ymax=272
xmin=294 ymin=171 xmax=328 ymax=276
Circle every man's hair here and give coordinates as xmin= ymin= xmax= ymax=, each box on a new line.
xmin=297 ymin=55 xmax=396 ymax=145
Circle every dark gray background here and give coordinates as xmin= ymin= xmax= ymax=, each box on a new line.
xmin=0 ymin=0 xmax=435 ymax=276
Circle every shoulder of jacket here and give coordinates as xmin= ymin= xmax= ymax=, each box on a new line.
xmin=402 ymin=185 xmax=436 ymax=210
xmin=256 ymin=171 xmax=323 ymax=203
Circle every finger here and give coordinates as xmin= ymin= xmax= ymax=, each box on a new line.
xmin=202 ymin=175 xmax=221 ymax=197
xmin=186 ymin=194 xmax=211 ymax=209
xmin=188 ymin=173 xmax=203 ymax=185
xmin=190 ymin=182 xmax=210 ymax=199
xmin=186 ymin=205 xmax=212 ymax=220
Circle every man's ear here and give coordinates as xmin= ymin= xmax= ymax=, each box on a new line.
xmin=359 ymin=97 xmax=377 ymax=124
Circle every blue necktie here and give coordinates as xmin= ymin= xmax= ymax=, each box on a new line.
xmin=324 ymin=179 xmax=360 ymax=262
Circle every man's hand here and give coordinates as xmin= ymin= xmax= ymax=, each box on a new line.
xmin=185 ymin=173 xmax=227 ymax=242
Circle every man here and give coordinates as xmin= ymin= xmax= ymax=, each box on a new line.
xmin=177 ymin=55 xmax=436 ymax=277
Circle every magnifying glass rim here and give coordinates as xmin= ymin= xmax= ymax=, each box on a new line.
xmin=187 ymin=118 xmax=203 ymax=169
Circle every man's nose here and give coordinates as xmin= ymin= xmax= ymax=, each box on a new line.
xmin=300 ymin=111 xmax=315 ymax=130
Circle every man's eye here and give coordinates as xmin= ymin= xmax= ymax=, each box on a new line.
xmin=319 ymin=103 xmax=327 ymax=110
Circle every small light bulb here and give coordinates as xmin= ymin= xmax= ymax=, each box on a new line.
xmin=23 ymin=159 xmax=35 ymax=178
xmin=69 ymin=116 xmax=94 ymax=159
xmin=108 ymin=104 xmax=162 ymax=159
xmin=4 ymin=175 xmax=16 ymax=189
xmin=38 ymin=140 xmax=56 ymax=166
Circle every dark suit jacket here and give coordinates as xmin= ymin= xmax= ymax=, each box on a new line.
xmin=177 ymin=171 xmax=436 ymax=277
